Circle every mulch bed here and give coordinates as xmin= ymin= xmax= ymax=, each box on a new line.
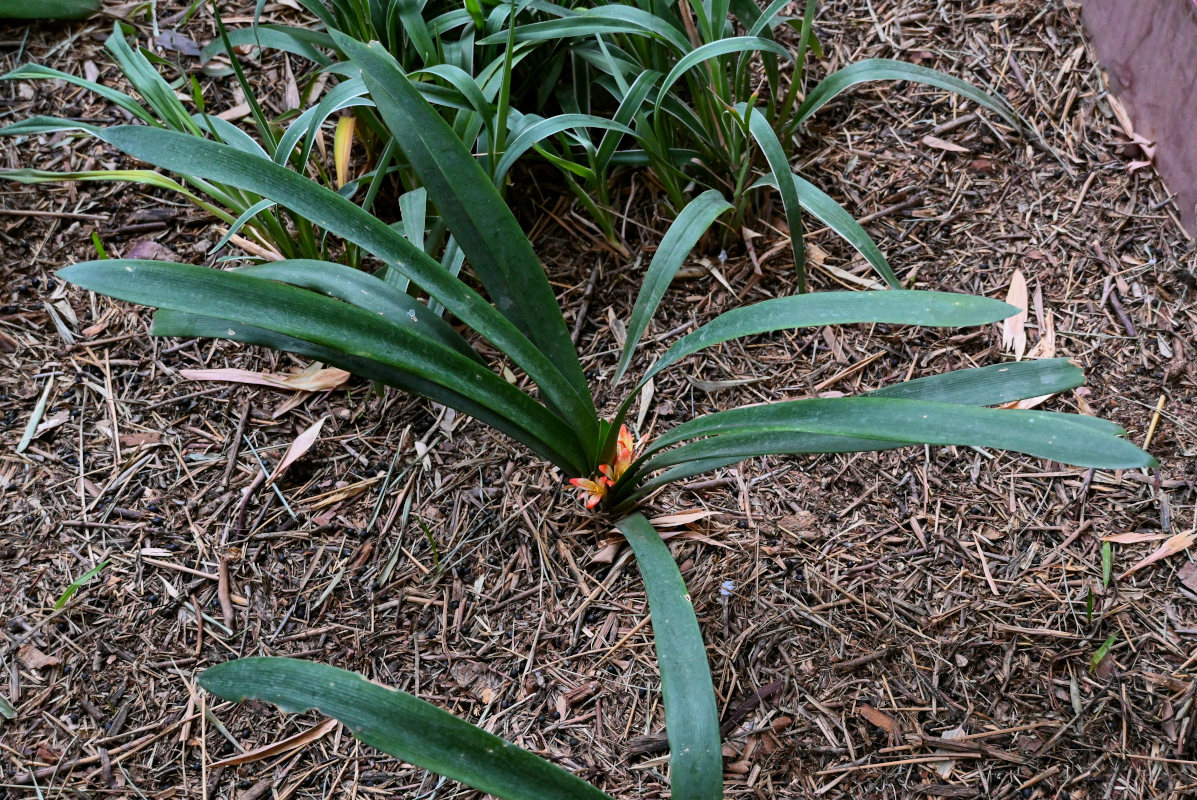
xmin=2 ymin=1 xmax=1196 ymax=798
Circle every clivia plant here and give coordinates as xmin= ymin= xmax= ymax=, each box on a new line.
xmin=28 ymin=34 xmax=1151 ymax=800
xmin=204 ymin=0 xmax=1021 ymax=285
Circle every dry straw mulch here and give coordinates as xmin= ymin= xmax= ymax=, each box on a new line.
xmin=2 ymin=1 xmax=1196 ymax=798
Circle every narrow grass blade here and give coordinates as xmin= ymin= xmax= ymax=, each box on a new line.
xmin=338 ymin=35 xmax=598 ymax=453
xmin=54 ymin=560 xmax=109 ymax=610
xmin=200 ymin=658 xmax=614 ymax=800
xmin=654 ymin=38 xmax=791 ymax=113
xmin=745 ymin=106 xmax=806 ymax=291
xmin=0 ymin=116 xmax=102 ymax=137
xmin=485 ymin=8 xmax=690 ymax=53
xmin=211 ymin=198 xmax=275 ymax=253
xmin=62 ymin=260 xmax=586 ymax=474
xmin=595 ymin=68 xmax=660 ymax=174
xmin=201 ymin=115 xmax=272 ymax=159
xmin=105 ymin=23 xmax=197 ymax=134
xmin=200 ymin=24 xmax=334 ymax=66
xmin=616 ymin=514 xmax=721 ymax=800
xmin=495 ymin=114 xmax=633 ymax=185
xmin=0 ymin=168 xmax=199 ymax=196
xmin=0 ymin=64 xmax=155 ymax=124
xmin=752 ymin=171 xmax=900 ymax=288
xmin=614 ymin=189 xmax=732 ymax=384
xmin=793 ymin=58 xmax=1021 ymax=131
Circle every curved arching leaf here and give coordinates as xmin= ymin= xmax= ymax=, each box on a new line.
xmin=233 ymin=260 xmax=480 ymax=361
xmin=91 ymin=125 xmax=590 ymax=450
xmin=200 ymin=659 xmax=615 ymax=800
xmin=616 ymin=515 xmax=721 ymax=800
xmin=634 ymin=291 xmax=1015 ymax=393
xmin=793 ymin=58 xmax=1021 ymax=131
xmin=338 ymin=35 xmax=599 ymax=456
xmin=614 ymin=190 xmax=733 ymax=385
xmin=152 ymin=310 xmax=568 ymax=468
xmin=751 ymin=170 xmax=900 ymax=288
xmin=61 ymin=260 xmax=587 ymax=474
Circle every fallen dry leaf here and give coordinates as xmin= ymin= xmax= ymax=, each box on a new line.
xmin=180 ymin=364 xmax=350 ymax=393
xmin=933 ymin=726 xmax=967 ymax=779
xmin=267 ymin=416 xmax=327 ymax=485
xmin=210 ymin=718 xmax=338 ymax=768
xmin=119 ymin=432 xmax=162 ymax=448
xmin=921 ymin=134 xmax=969 ymax=153
xmin=649 ymin=509 xmax=718 ymax=528
xmin=1178 ymin=562 xmax=1197 ymax=594
xmin=123 ymin=240 xmax=179 ymax=262
xmin=1120 ymin=530 xmax=1197 ymax=580
xmin=1002 ymin=269 xmax=1028 ymax=360
xmin=1101 ymin=532 xmax=1171 ymax=544
xmin=858 ymin=703 xmax=897 ymax=734
xmin=17 ymin=644 xmax=60 ymax=670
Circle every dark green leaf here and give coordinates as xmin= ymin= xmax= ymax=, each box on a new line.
xmin=794 ymin=58 xmax=1021 ymax=131
xmin=614 ymin=189 xmax=732 ymax=384
xmin=200 ymin=659 xmax=614 ymax=800
xmin=62 ymin=260 xmax=586 ymax=474
xmin=152 ymin=310 xmax=573 ymax=469
xmin=93 ymin=125 xmax=590 ymax=451
xmin=337 ymin=35 xmax=598 ymax=455
xmin=616 ymin=514 xmax=721 ymax=800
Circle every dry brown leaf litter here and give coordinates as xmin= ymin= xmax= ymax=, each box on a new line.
xmin=2 ymin=1 xmax=1196 ymax=798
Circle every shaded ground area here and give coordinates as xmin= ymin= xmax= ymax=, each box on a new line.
xmin=2 ymin=1 xmax=1196 ymax=798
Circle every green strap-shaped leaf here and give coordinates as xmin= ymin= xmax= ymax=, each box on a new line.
xmin=0 ymin=115 xmax=102 ymax=137
xmin=152 ymin=310 xmax=572 ymax=469
xmin=0 ymin=64 xmax=155 ymax=125
xmin=867 ymin=358 xmax=1085 ymax=404
xmin=595 ymin=68 xmax=660 ymax=175
xmin=337 ymin=35 xmax=599 ymax=457
xmin=495 ymin=114 xmax=633 ymax=185
xmin=276 ymin=77 xmax=369 ymax=168
xmin=482 ymin=7 xmax=691 ymax=53
xmin=616 ymin=514 xmax=722 ymax=800
xmin=233 ymin=260 xmax=481 ymax=361
xmin=0 ymin=0 xmax=99 ymax=19
xmin=611 ymin=359 xmax=1090 ymax=506
xmin=93 ymin=125 xmax=590 ymax=453
xmin=793 ymin=58 xmax=1021 ymax=131
xmin=744 ymin=0 xmax=795 ymax=36
xmin=744 ymin=106 xmax=807 ymax=291
xmin=199 ymin=658 xmax=615 ymax=800
xmin=614 ymin=189 xmax=733 ymax=385
xmin=633 ymin=291 xmax=1015 ymax=394
xmin=62 ymin=261 xmax=587 ymax=474
xmin=649 ymin=394 xmax=1125 ymax=454
xmin=0 ymin=168 xmax=193 ymax=195
xmin=199 ymin=24 xmax=334 ymax=66
xmin=105 ymin=23 xmax=197 ymax=134
xmin=752 ymin=171 xmax=900 ymax=288
xmin=653 ymin=38 xmax=792 ymax=114
xmin=610 ymin=437 xmax=896 ymax=509
xmin=409 ymin=63 xmax=496 ymax=134
xmin=636 ymin=398 xmax=1154 ymax=474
